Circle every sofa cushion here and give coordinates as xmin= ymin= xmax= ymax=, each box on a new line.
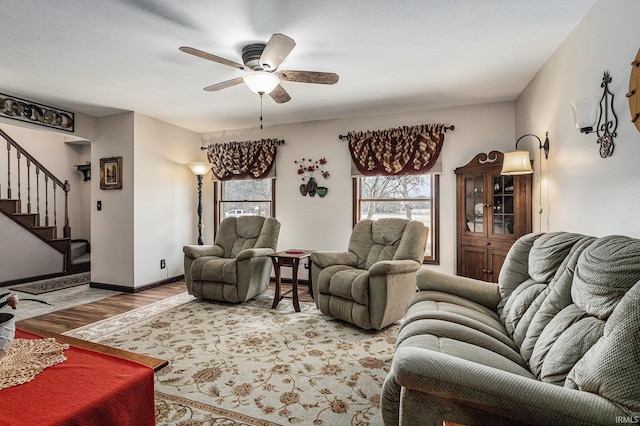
xmin=500 ymin=233 xmax=586 ymax=325
xmin=566 ymin=283 xmax=640 ymax=412
xmin=399 ymin=292 xmax=526 ymax=367
xmin=518 ymin=236 xmax=595 ymax=364
xmin=397 ymin=334 xmax=535 ymax=378
xmin=404 ymin=295 xmax=514 ymax=350
xmin=572 ymin=235 xmax=640 ymax=319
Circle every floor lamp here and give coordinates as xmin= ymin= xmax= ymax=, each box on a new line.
xmin=186 ymin=162 xmax=211 ymax=245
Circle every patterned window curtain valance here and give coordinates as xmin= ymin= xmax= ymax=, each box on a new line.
xmin=205 ymin=139 xmax=281 ymax=181
xmin=346 ymin=123 xmax=446 ymax=176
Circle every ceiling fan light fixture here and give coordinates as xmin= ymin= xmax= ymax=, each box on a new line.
xmin=243 ymin=71 xmax=280 ymax=95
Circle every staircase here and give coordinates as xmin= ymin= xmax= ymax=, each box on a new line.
xmin=0 ymin=128 xmax=88 ymax=280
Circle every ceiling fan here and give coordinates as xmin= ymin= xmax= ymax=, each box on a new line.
xmin=179 ymin=33 xmax=339 ymax=104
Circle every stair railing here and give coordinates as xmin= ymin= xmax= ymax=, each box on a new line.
xmin=0 ymin=128 xmax=71 ymax=238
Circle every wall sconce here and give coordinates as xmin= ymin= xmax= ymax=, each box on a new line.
xmin=501 ymin=132 xmax=550 ymax=176
xmin=75 ymin=161 xmax=91 ymax=181
xmin=186 ymin=162 xmax=211 ymax=245
xmin=569 ymin=71 xmax=618 ymax=158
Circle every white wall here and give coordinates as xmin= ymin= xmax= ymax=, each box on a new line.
xmin=90 ymin=112 xmax=202 ymax=289
xmin=201 ymin=101 xmax=516 ymax=275
xmin=91 ymin=112 xmax=135 ymax=288
xmin=133 ymin=113 xmax=202 ymax=287
xmin=71 ymin=143 xmax=91 ymax=240
xmin=516 ymin=0 xmax=640 ymax=237
xmin=0 ymin=214 xmax=64 ymax=281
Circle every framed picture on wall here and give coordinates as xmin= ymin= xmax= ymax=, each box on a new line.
xmin=99 ymin=157 xmax=122 ymax=190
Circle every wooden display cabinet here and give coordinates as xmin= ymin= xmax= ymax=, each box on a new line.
xmin=455 ymin=151 xmax=532 ymax=282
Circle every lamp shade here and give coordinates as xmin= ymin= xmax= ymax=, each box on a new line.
xmin=501 ymin=151 xmax=533 ymax=175
xmin=242 ymin=71 xmax=280 ymax=95
xmin=186 ymin=162 xmax=211 ymax=176
xmin=569 ymin=97 xmax=599 ymax=133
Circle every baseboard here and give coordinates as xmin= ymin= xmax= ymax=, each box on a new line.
xmin=90 ymin=275 xmax=185 ymax=293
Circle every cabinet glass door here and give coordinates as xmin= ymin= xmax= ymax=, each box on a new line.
xmin=492 ymin=174 xmax=514 ymax=235
xmin=464 ymin=176 xmax=484 ymax=233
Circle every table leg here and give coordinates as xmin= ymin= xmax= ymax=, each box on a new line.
xmin=307 ymin=257 xmax=313 ymax=299
xmin=271 ymin=257 xmax=281 ymax=309
xmin=292 ymin=259 xmax=300 ymax=312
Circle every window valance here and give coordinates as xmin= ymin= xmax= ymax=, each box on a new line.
xmin=204 ymin=139 xmax=282 ymax=181
xmin=344 ymin=123 xmax=447 ymax=176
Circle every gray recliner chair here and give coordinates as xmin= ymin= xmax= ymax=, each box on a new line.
xmin=183 ymin=216 xmax=280 ymax=303
xmin=310 ymin=218 xmax=427 ymax=330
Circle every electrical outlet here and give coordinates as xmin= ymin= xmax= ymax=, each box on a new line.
xmin=160 ymin=259 xmax=166 ymax=269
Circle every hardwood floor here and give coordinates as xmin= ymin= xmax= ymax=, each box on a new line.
xmin=17 ymin=280 xmax=188 ymax=335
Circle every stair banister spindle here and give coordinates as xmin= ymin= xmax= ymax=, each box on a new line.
xmin=44 ymin=174 xmax=49 ymax=227
xmin=16 ymin=151 xmax=21 ymax=208
xmin=63 ymin=180 xmax=70 ymax=238
xmin=53 ymin=181 xmax=57 ymax=234
xmin=36 ymin=168 xmax=40 ymax=226
xmin=6 ymin=139 xmax=11 ymax=199
xmin=26 ymin=158 xmax=32 ymax=213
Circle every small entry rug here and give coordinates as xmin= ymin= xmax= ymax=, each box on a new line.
xmin=10 ymin=272 xmax=91 ymax=295
xmin=64 ymin=292 xmax=398 ymax=425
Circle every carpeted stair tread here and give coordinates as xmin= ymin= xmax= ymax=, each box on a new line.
xmin=71 ymin=253 xmax=91 ymax=265
xmin=70 ymin=241 xmax=89 ymax=259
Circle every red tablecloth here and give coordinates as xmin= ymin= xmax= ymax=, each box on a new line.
xmin=0 ymin=330 xmax=156 ymax=426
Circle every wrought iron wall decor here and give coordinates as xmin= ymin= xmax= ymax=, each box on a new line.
xmin=0 ymin=93 xmax=75 ymax=132
xmin=570 ymin=71 xmax=618 ymax=158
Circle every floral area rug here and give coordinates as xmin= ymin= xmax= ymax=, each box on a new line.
xmin=63 ymin=292 xmax=399 ymax=425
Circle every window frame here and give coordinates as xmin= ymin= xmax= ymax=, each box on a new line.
xmin=214 ymin=179 xmax=276 ymax=235
xmin=352 ymin=174 xmax=440 ymax=264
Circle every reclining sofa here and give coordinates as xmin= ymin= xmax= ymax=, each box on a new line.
xmin=382 ymin=232 xmax=640 ymax=425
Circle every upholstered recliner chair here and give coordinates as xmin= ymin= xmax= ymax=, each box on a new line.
xmin=310 ymin=218 xmax=427 ymax=330
xmin=183 ymin=216 xmax=280 ymax=303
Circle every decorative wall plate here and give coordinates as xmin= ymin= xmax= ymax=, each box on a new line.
xmin=629 ymin=48 xmax=640 ymax=133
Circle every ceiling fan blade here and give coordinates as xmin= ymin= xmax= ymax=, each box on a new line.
xmin=279 ymin=70 xmax=339 ymax=85
xmin=260 ymin=33 xmax=296 ymax=71
xmin=179 ymin=46 xmax=247 ymax=71
xmin=269 ymin=85 xmax=291 ymax=104
xmin=203 ymin=77 xmax=244 ymax=92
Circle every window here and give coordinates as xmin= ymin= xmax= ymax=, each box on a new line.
xmin=354 ymin=174 xmax=439 ymax=264
xmin=216 ymin=179 xmax=275 ymax=228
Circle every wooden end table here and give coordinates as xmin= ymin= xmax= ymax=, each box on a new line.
xmin=268 ymin=249 xmax=313 ymax=312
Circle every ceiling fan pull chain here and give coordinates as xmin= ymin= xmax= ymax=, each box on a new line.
xmin=260 ymin=93 xmax=264 ymax=130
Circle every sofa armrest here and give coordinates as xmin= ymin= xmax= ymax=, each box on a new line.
xmin=183 ymin=244 xmax=224 ymax=259
xmin=394 ymin=347 xmax=626 ymax=425
xmin=369 ymin=259 xmax=421 ymax=276
xmin=416 ymin=268 xmax=501 ymax=310
xmin=310 ymin=251 xmax=358 ymax=268
xmin=236 ymin=247 xmax=275 ymax=261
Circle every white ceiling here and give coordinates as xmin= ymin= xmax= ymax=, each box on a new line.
xmin=1 ymin=0 xmax=597 ymax=134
